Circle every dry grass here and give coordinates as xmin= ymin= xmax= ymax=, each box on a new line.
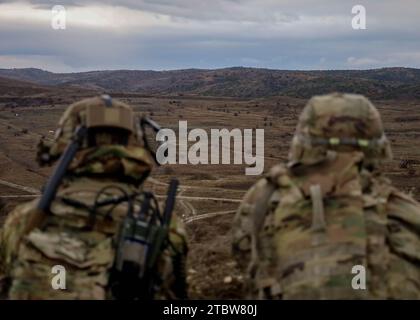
xmin=0 ymin=91 xmax=419 ymax=298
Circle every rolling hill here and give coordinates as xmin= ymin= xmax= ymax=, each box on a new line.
xmin=1 ymin=67 xmax=420 ymax=99
xmin=0 ymin=76 xmax=54 ymax=96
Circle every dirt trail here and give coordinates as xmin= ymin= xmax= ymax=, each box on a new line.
xmin=0 ymin=195 xmax=38 ymax=198
xmin=185 ymin=210 xmax=236 ymax=224
xmin=147 ymin=177 xmax=245 ymax=193
xmin=0 ymin=179 xmax=40 ymax=194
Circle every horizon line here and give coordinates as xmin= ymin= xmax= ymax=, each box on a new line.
xmin=0 ymin=66 xmax=419 ymax=74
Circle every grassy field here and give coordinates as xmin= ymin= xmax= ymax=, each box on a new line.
xmin=1 ymin=91 xmax=419 ymax=298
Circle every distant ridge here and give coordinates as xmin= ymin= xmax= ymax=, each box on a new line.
xmin=0 ymin=75 xmax=53 ymax=96
xmin=1 ymin=67 xmax=420 ymax=99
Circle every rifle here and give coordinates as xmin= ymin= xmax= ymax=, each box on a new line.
xmin=140 ymin=117 xmax=161 ymax=165
xmin=163 ymin=179 xmax=179 ymax=226
xmin=24 ymin=126 xmax=88 ymax=234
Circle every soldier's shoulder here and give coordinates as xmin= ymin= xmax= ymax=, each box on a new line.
xmin=387 ymin=189 xmax=420 ymax=228
xmin=2 ymin=199 xmax=38 ymax=248
xmin=242 ymin=164 xmax=289 ymax=202
xmin=3 ymin=199 xmax=38 ymax=230
xmin=266 ymin=163 xmax=289 ymax=184
xmin=389 ymin=189 xmax=420 ymax=210
xmin=386 ymin=189 xmax=420 ymax=267
xmin=1 ymin=199 xmax=38 ymax=279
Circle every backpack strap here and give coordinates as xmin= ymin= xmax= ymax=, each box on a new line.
xmin=309 ymin=184 xmax=327 ymax=246
xmin=251 ymin=164 xmax=287 ymax=239
xmin=248 ymin=180 xmax=276 ymax=275
xmin=247 ymin=165 xmax=286 ymax=298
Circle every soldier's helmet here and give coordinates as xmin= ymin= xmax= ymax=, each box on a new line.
xmin=288 ymin=92 xmax=393 ymax=167
xmin=37 ymin=95 xmax=154 ymax=181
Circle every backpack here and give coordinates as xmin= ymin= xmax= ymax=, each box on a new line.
xmin=6 ymin=178 xmax=178 ymax=300
xmin=254 ymin=152 xmax=420 ymax=299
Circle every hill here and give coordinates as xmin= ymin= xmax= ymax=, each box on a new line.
xmin=0 ymin=76 xmax=53 ymax=96
xmin=1 ymin=67 xmax=420 ymax=99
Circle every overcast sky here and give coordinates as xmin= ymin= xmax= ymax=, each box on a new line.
xmin=0 ymin=0 xmax=419 ymax=72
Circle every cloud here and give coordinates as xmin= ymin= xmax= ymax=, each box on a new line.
xmin=0 ymin=0 xmax=419 ymax=71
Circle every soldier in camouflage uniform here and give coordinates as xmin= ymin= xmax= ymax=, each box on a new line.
xmin=232 ymin=93 xmax=420 ymax=299
xmin=0 ymin=95 xmax=187 ymax=299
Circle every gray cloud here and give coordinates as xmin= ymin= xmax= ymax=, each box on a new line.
xmin=0 ymin=0 xmax=419 ymax=71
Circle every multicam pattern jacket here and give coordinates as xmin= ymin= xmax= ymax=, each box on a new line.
xmin=233 ymin=151 xmax=420 ymax=299
xmin=1 ymin=96 xmax=188 ymax=300
xmin=0 ymin=177 xmax=187 ymax=300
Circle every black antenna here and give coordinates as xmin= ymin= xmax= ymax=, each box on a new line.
xmin=162 ymin=179 xmax=179 ymax=225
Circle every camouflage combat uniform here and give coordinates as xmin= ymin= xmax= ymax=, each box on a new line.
xmin=0 ymin=96 xmax=187 ymax=299
xmin=232 ymin=93 xmax=420 ymax=299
